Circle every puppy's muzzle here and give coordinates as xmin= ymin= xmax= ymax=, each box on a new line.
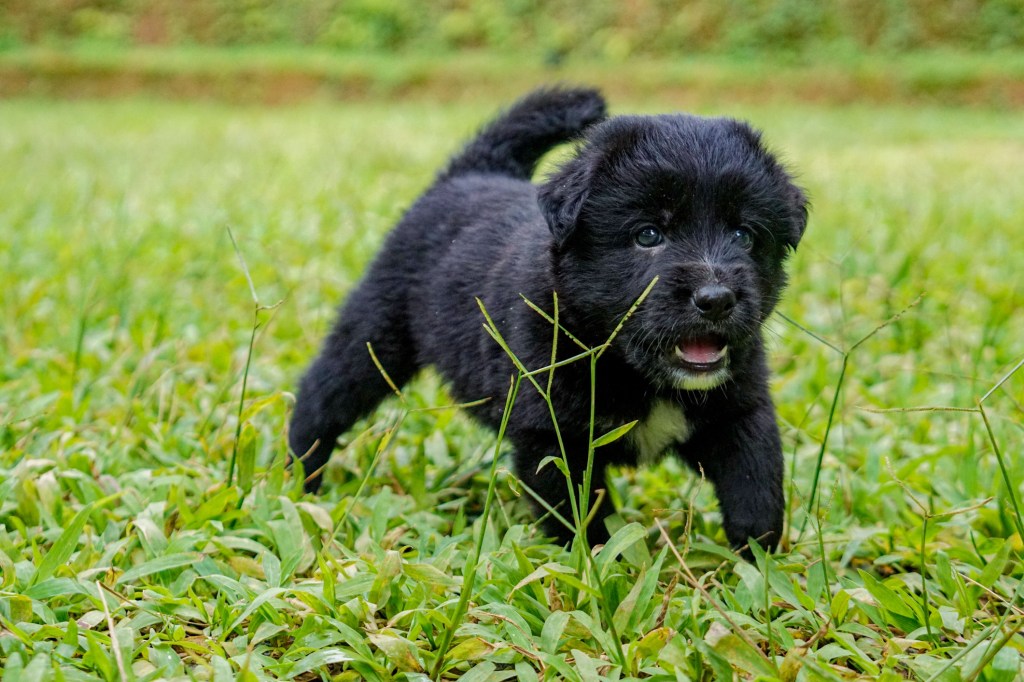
xmin=693 ymin=284 xmax=737 ymax=321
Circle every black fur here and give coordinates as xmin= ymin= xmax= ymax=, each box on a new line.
xmin=289 ymin=86 xmax=808 ymax=554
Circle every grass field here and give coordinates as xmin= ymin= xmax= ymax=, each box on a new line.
xmin=1 ymin=91 xmax=1023 ymax=680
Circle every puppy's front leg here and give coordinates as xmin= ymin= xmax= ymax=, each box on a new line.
xmin=683 ymin=403 xmax=785 ymax=556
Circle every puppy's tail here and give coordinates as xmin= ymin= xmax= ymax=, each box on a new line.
xmin=439 ymin=86 xmax=606 ymax=182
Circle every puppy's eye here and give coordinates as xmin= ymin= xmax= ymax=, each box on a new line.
xmin=732 ymin=227 xmax=754 ymax=251
xmin=634 ymin=226 xmax=664 ymax=248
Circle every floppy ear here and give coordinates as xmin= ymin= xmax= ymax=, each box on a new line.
xmin=537 ymin=119 xmax=642 ymax=246
xmin=785 ymin=184 xmax=809 ymax=250
xmin=537 ymin=158 xmax=592 ymax=246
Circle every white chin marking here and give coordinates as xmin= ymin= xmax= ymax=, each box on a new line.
xmin=669 ymin=367 xmax=730 ymax=391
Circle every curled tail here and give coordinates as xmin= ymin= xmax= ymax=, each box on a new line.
xmin=440 ymin=86 xmax=607 ymax=182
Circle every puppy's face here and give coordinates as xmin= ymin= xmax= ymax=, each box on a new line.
xmin=540 ymin=115 xmax=808 ymax=390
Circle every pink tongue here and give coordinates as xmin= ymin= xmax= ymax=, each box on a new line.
xmin=680 ymin=338 xmax=724 ymax=364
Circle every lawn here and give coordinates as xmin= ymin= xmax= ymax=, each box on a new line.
xmin=1 ymin=91 xmax=1023 ymax=680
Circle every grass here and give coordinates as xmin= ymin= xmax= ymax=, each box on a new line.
xmin=3 ymin=44 xmax=1024 ymax=107
xmin=1 ymin=89 xmax=1023 ymax=680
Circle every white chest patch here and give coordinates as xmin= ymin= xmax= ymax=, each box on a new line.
xmin=629 ymin=399 xmax=693 ymax=465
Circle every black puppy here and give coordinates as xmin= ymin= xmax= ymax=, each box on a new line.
xmin=289 ymin=87 xmax=807 ymax=552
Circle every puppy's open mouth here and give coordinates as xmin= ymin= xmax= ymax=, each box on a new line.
xmin=674 ymin=334 xmax=729 ymax=371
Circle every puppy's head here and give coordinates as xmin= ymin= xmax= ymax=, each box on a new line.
xmin=539 ymin=114 xmax=808 ymax=391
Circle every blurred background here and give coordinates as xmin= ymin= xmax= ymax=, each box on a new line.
xmin=2 ymin=0 xmax=1023 ymax=106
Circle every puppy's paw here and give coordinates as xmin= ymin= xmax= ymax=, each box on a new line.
xmin=724 ymin=515 xmax=783 ymax=560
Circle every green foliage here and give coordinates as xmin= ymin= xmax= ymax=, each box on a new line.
xmin=1 ymin=90 xmax=1023 ymax=678
xmin=2 ymin=0 xmax=1023 ymax=55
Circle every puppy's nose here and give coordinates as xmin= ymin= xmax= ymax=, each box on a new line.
xmin=693 ymin=284 xmax=736 ymax=321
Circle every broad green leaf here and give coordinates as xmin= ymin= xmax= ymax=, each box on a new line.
xmin=938 ymin=606 xmax=964 ymax=634
xmin=263 ymin=550 xmax=282 ymax=588
xmin=568 ymin=611 xmax=619 ymax=665
xmin=236 ymin=423 xmax=257 ymax=493
xmin=978 ymin=538 xmax=1011 ymax=588
xmin=536 ymin=455 xmax=569 ymax=477
xmin=296 ymin=502 xmax=333 ymax=533
xmin=779 ymin=646 xmax=805 ymax=681
xmin=538 ymin=651 xmax=583 ymax=681
xmin=201 ymin=574 xmax=251 ymax=602
xmin=251 ymin=622 xmax=289 ymax=648
xmin=31 ymin=498 xmax=99 ymax=585
xmin=592 ymin=420 xmax=638 ymax=448
xmin=510 ymin=541 xmax=548 ymax=603
xmin=632 ymin=627 xmax=673 ymax=663
xmin=404 ymin=561 xmax=460 ymax=588
xmin=111 ymin=625 xmax=135 ymax=679
xmin=9 ymin=595 xmax=32 ymax=623
xmin=23 ymin=577 xmax=90 ymax=600
xmin=367 ymin=633 xmax=421 ymax=672
xmin=19 ymin=653 xmax=50 ymax=682
xmin=543 ymin=569 xmax=601 ymax=599
xmin=192 ymin=486 xmax=240 ymax=526
xmin=228 ymin=555 xmax=264 ymax=579
xmin=595 ymin=522 xmax=646 ymax=577
xmin=858 ymin=570 xmax=919 ymax=619
xmin=831 ymin=588 xmax=851 ymax=624
xmin=131 ymin=517 xmax=168 ymax=558
xmin=806 ymin=558 xmax=828 ymax=604
xmin=0 ymin=549 xmax=14 ymax=589
xmin=988 ymin=645 xmax=1020 ymax=682
xmin=710 ymin=633 xmax=778 ymax=679
xmin=282 ymin=648 xmax=353 ymax=678
xmin=272 ymin=495 xmax=308 ymax=579
xmin=571 ymin=648 xmax=600 ymax=682
xmin=613 ymin=550 xmax=665 ymax=635
xmin=933 ymin=551 xmax=959 ymax=604
xmin=84 ymin=629 xmax=115 ymax=680
xmin=317 ymin=553 xmax=336 ymax=607
xmin=541 ymin=610 xmax=570 ymax=654
xmin=695 ymin=637 xmax=735 ymax=682
xmin=210 ymin=655 xmax=234 ymax=682
xmin=333 ymin=574 xmax=376 ymax=602
xmin=458 ymin=661 xmax=497 ymax=682
xmin=116 ymin=552 xmax=201 ymax=585
xmin=733 ymin=559 xmax=765 ymax=613
xmin=446 ymin=636 xmax=495 ymax=662
xmin=757 ymin=547 xmax=813 ymax=612
xmin=226 ymin=587 xmax=287 ymax=633
xmin=515 ymin=660 xmax=536 ymax=682
xmin=510 ymin=562 xmax=576 ymax=595
xmin=472 ymin=603 xmax=534 ymax=651
xmin=370 ymin=550 xmax=402 ymax=604
xmin=831 ymin=631 xmax=882 ymax=676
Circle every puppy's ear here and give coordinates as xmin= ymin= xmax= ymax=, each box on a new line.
xmin=537 ymin=158 xmax=592 ymax=246
xmin=538 ymin=120 xmax=641 ymax=245
xmin=785 ymin=184 xmax=809 ymax=250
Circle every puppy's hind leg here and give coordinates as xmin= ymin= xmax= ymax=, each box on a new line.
xmin=289 ymin=282 xmax=418 ymax=493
